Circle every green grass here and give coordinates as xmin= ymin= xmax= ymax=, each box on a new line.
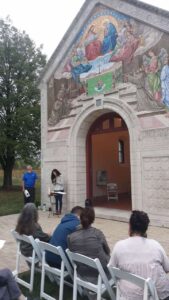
xmin=19 ymin=271 xmax=110 ymax=300
xmin=19 ymin=271 xmax=86 ymax=300
xmin=0 ymin=169 xmax=41 ymax=216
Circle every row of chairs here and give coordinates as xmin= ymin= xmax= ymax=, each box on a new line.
xmin=11 ymin=229 xmax=159 ymax=300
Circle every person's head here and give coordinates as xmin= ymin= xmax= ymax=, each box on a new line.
xmin=71 ymin=206 xmax=84 ymax=218
xmin=51 ymin=169 xmax=61 ymax=182
xmin=85 ymin=198 xmax=93 ymax=208
xmin=148 ymin=49 xmax=155 ymax=57
xmin=27 ymin=165 xmax=32 ymax=173
xmin=129 ymin=210 xmax=150 ymax=237
xmin=16 ymin=203 xmax=38 ymax=235
xmin=80 ymin=207 xmax=95 ymax=229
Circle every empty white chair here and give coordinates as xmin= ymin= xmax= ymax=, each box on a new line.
xmin=66 ymin=249 xmax=115 ymax=300
xmin=108 ymin=266 xmax=159 ymax=300
xmin=38 ymin=241 xmax=76 ymax=300
xmin=11 ymin=229 xmax=42 ymax=292
xmin=107 ymin=183 xmax=118 ymax=201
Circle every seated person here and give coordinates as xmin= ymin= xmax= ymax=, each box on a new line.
xmin=67 ymin=207 xmax=110 ymax=283
xmin=0 ymin=268 xmax=29 ymax=300
xmin=85 ymin=198 xmax=93 ymax=208
xmin=15 ymin=203 xmax=50 ymax=256
xmin=46 ymin=206 xmax=84 ymax=268
xmin=108 ymin=210 xmax=169 ymax=300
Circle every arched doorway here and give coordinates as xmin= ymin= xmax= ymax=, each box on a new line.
xmin=67 ymin=96 xmax=142 ymax=218
xmin=86 ymin=112 xmax=131 ymax=210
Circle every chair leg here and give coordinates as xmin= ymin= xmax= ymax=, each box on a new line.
xmin=40 ymin=254 xmax=45 ymax=298
xmin=30 ymin=252 xmax=35 ymax=292
xmin=73 ymin=267 xmax=77 ymax=300
xmin=59 ymin=262 xmax=64 ymax=300
xmin=15 ymin=243 xmax=20 ymax=277
xmin=97 ymin=276 xmax=102 ymax=300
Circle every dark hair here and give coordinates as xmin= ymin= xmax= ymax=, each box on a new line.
xmin=85 ymin=198 xmax=93 ymax=208
xmin=71 ymin=206 xmax=84 ymax=216
xmin=51 ymin=169 xmax=61 ymax=183
xmin=129 ymin=210 xmax=150 ymax=237
xmin=80 ymin=207 xmax=95 ymax=229
xmin=16 ymin=203 xmax=38 ymax=235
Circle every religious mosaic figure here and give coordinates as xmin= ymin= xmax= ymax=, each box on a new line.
xmin=84 ymin=25 xmax=102 ymax=61
xmin=101 ymin=20 xmax=117 ymax=54
xmin=160 ymin=56 xmax=169 ymax=109
xmin=48 ymin=83 xmax=71 ymax=126
xmin=143 ymin=50 xmax=161 ymax=101
xmin=126 ymin=71 xmax=164 ymax=112
xmin=110 ymin=22 xmax=140 ymax=64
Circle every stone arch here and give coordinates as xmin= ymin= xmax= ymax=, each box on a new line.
xmin=67 ymin=96 xmax=142 ymax=211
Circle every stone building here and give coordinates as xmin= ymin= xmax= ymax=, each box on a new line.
xmin=39 ymin=0 xmax=169 ymax=227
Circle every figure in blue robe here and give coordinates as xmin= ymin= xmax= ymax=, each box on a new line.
xmin=101 ymin=22 xmax=117 ymax=55
xmin=71 ymin=63 xmax=92 ymax=83
xmin=161 ymin=62 xmax=169 ymax=108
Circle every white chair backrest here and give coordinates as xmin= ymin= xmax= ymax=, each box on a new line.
xmin=11 ymin=229 xmax=42 ymax=260
xmin=37 ymin=241 xmax=80 ymax=300
xmin=66 ymin=249 xmax=115 ymax=300
xmin=108 ymin=266 xmax=159 ymax=300
xmin=38 ymin=241 xmax=73 ymax=277
xmin=11 ymin=229 xmax=42 ymax=292
xmin=107 ymin=183 xmax=118 ymax=190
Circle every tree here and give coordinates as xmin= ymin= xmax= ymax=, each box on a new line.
xmin=0 ymin=18 xmax=46 ymax=188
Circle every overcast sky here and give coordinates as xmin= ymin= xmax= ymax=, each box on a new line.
xmin=0 ymin=0 xmax=169 ymax=59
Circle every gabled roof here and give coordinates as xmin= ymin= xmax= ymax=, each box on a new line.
xmin=39 ymin=0 xmax=169 ymax=87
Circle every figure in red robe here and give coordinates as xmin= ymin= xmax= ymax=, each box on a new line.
xmin=84 ymin=25 xmax=102 ymax=61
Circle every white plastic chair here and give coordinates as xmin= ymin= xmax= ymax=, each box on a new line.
xmin=37 ymin=241 xmax=75 ymax=300
xmin=66 ymin=249 xmax=115 ymax=300
xmin=108 ymin=266 xmax=159 ymax=300
xmin=107 ymin=183 xmax=118 ymax=201
xmin=11 ymin=229 xmax=42 ymax=292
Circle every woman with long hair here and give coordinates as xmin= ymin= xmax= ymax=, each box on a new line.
xmin=67 ymin=207 xmax=110 ymax=283
xmin=16 ymin=203 xmax=50 ymax=256
xmin=50 ymin=169 xmax=64 ymax=215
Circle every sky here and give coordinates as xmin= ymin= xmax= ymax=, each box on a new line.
xmin=0 ymin=0 xmax=169 ymax=59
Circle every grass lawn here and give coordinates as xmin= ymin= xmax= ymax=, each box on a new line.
xmin=19 ymin=271 xmax=87 ymax=300
xmin=0 ymin=169 xmax=41 ymax=216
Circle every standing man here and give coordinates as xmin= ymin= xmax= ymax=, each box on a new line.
xmin=22 ymin=165 xmax=38 ymax=204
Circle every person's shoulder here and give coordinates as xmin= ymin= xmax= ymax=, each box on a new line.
xmin=146 ymin=238 xmax=163 ymax=248
xmin=34 ymin=223 xmax=41 ymax=230
xmin=92 ymin=226 xmax=106 ymax=236
xmin=32 ymin=171 xmax=38 ymax=178
xmin=68 ymin=227 xmax=82 ymax=238
xmin=113 ymin=238 xmax=129 ymax=249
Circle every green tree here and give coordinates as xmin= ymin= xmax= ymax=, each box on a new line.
xmin=0 ymin=18 xmax=46 ymax=188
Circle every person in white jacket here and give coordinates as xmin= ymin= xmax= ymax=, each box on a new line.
xmin=51 ymin=169 xmax=64 ymax=215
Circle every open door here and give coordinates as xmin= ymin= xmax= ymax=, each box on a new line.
xmin=86 ymin=112 xmax=131 ymax=210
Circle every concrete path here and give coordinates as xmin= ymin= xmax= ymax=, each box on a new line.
xmin=1 ymin=210 xmax=169 ymax=271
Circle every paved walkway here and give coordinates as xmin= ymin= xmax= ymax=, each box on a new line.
xmin=1 ymin=210 xmax=169 ymax=271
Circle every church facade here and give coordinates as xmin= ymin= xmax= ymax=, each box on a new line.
xmin=39 ymin=0 xmax=169 ymax=227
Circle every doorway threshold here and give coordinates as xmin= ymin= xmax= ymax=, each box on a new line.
xmin=95 ymin=207 xmax=131 ymax=223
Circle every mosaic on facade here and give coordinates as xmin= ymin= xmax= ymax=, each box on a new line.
xmin=48 ymin=4 xmax=169 ymax=126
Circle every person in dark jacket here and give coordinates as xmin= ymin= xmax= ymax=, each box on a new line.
xmin=46 ymin=206 xmax=84 ymax=268
xmin=15 ymin=203 xmax=50 ymax=257
xmin=67 ymin=207 xmax=110 ymax=283
xmin=0 ymin=268 xmax=29 ymax=300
